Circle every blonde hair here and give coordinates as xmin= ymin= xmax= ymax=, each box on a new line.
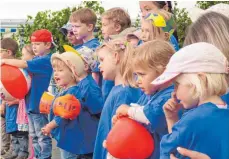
xmin=176 ymin=73 xmax=228 ymax=100
xmin=141 ymin=9 xmax=175 ymax=41
xmin=184 ymin=12 xmax=229 ymax=61
xmin=70 ymin=8 xmax=97 ymax=28
xmin=96 ymin=38 xmax=136 ymax=87
xmin=133 ymin=40 xmax=175 ymax=74
xmin=102 ymin=7 xmax=131 ymax=32
xmin=23 ymin=44 xmax=35 ymax=56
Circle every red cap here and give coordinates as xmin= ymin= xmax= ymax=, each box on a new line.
xmin=30 ymin=29 xmax=53 ymax=42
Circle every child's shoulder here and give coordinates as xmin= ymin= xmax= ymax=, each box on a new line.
xmin=82 ymin=38 xmax=100 ymax=50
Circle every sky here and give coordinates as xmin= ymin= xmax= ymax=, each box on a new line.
xmin=0 ymin=0 xmax=197 ymax=20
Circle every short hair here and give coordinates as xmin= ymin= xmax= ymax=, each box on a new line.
xmin=184 ymin=12 xmax=229 ymax=62
xmin=176 ymin=73 xmax=228 ymax=100
xmin=1 ymin=38 xmax=18 ymax=56
xmin=133 ymin=40 xmax=175 ymax=74
xmin=70 ymin=8 xmax=97 ymax=28
xmin=102 ymin=7 xmax=131 ymax=32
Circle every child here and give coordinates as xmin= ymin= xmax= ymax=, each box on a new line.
xmin=183 ymin=11 xmax=229 ymax=107
xmin=93 ymin=39 xmax=142 ymax=159
xmin=0 ymin=38 xmax=29 ymax=159
xmin=41 ymin=47 xmax=103 ymax=159
xmin=112 ymin=40 xmax=175 ymax=159
xmin=100 ymin=7 xmax=133 ymax=101
xmin=140 ymin=10 xmax=179 ymax=51
xmin=69 ymin=8 xmax=100 ymax=51
xmin=0 ymin=38 xmax=15 ymax=156
xmin=139 ymin=1 xmax=179 ymax=51
xmin=1 ymin=29 xmax=53 ymax=159
xmin=20 ymin=44 xmax=36 ymax=159
xmin=59 ymin=22 xmax=83 ymax=49
xmin=151 ymin=42 xmax=229 ymax=159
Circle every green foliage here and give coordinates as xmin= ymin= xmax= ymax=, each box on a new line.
xmin=197 ymin=1 xmax=229 ymax=9
xmin=134 ymin=14 xmax=141 ymax=28
xmin=14 ymin=1 xmax=105 ymax=56
xmin=173 ymin=1 xmax=192 ymax=47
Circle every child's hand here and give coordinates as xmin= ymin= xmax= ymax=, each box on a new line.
xmin=170 ymin=147 xmax=210 ymax=159
xmin=112 ymin=115 xmax=119 ymax=126
xmin=163 ymin=92 xmax=182 ymax=120
xmin=41 ymin=125 xmax=52 ymax=136
xmin=5 ymin=99 xmax=19 ymax=106
xmin=116 ymin=104 xmax=130 ymax=118
xmin=0 ymin=59 xmax=5 ymax=65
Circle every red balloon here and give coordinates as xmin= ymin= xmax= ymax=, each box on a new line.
xmin=0 ymin=64 xmax=31 ymax=101
xmin=106 ymin=117 xmax=154 ymax=159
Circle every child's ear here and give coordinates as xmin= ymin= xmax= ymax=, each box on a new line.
xmin=87 ymin=24 xmax=94 ymax=32
xmin=84 ymin=63 xmax=90 ymax=71
xmin=113 ymin=51 xmax=120 ymax=64
xmin=164 ymin=32 xmax=170 ymax=41
xmin=45 ymin=42 xmax=52 ymax=49
xmin=114 ymin=24 xmax=122 ymax=33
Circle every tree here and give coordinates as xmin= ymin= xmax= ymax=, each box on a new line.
xmin=197 ymin=1 xmax=229 ymax=9
xmin=15 ymin=1 xmax=105 ymax=56
xmin=173 ymin=1 xmax=192 ymax=47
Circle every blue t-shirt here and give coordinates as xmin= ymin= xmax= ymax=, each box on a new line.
xmin=51 ymin=75 xmax=103 ymax=154
xmin=25 ymin=53 xmax=53 ymax=113
xmin=77 ymin=38 xmax=100 ymax=51
xmin=160 ymin=103 xmax=229 ymax=159
xmin=169 ymin=35 xmax=179 ymax=51
xmin=135 ymin=85 xmax=174 ymax=159
xmin=221 ymin=93 xmax=229 ymax=108
xmin=93 ymin=85 xmax=141 ymax=159
xmin=5 ymin=104 xmax=18 ymax=133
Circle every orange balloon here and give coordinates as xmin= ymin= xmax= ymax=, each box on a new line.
xmin=53 ymin=94 xmax=81 ymax=119
xmin=39 ymin=92 xmax=55 ymax=114
xmin=106 ymin=117 xmax=154 ymax=159
xmin=0 ymin=64 xmax=31 ymax=101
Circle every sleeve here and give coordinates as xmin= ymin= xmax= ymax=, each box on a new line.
xmin=128 ymin=103 xmax=150 ymax=124
xmin=26 ymin=56 xmax=52 ymax=74
xmin=143 ymin=97 xmax=168 ymax=133
xmin=53 ymin=116 xmax=63 ymax=126
xmin=80 ymin=84 xmax=104 ymax=114
xmin=160 ymin=121 xmax=188 ymax=159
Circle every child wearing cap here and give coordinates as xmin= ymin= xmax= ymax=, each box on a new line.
xmin=41 ymin=47 xmax=103 ymax=159
xmin=93 ymin=39 xmax=142 ymax=159
xmin=1 ymin=29 xmax=54 ymax=159
xmin=59 ymin=22 xmax=83 ymax=49
xmin=184 ymin=12 xmax=229 ymax=108
xmin=112 ymin=40 xmax=175 ymax=159
xmin=150 ymin=43 xmax=229 ymax=159
xmin=140 ymin=10 xmax=179 ymax=51
xmin=0 ymin=38 xmax=29 ymax=159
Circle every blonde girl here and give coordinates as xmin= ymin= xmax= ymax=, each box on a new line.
xmin=93 ymin=39 xmax=142 ymax=159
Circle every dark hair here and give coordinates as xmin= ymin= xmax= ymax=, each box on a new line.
xmin=155 ymin=1 xmax=172 ymax=13
xmin=1 ymin=38 xmax=18 ymax=56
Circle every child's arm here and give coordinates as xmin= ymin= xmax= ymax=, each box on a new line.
xmin=5 ymin=99 xmax=19 ymax=106
xmin=114 ymin=104 xmax=150 ymax=125
xmin=41 ymin=120 xmax=58 ymax=136
xmin=1 ymin=59 xmax=28 ymax=68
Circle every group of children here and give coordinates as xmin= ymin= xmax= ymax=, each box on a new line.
xmin=0 ymin=1 xmax=229 ymax=159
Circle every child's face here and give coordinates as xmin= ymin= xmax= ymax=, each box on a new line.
xmin=71 ymin=21 xmax=92 ymax=41
xmin=98 ymin=47 xmax=117 ymax=80
xmin=134 ymin=66 xmax=159 ymax=95
xmin=101 ymin=17 xmax=119 ymax=40
xmin=174 ymin=81 xmax=199 ymax=109
xmin=139 ymin=1 xmax=160 ymax=18
xmin=141 ymin=20 xmax=167 ymax=42
xmin=0 ymin=48 xmax=12 ymax=59
xmin=127 ymin=37 xmax=139 ymax=47
xmin=32 ymin=42 xmax=50 ymax=56
xmin=21 ymin=48 xmax=34 ymax=61
xmin=66 ymin=30 xmax=82 ymax=46
xmin=53 ymin=63 xmax=75 ymax=88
